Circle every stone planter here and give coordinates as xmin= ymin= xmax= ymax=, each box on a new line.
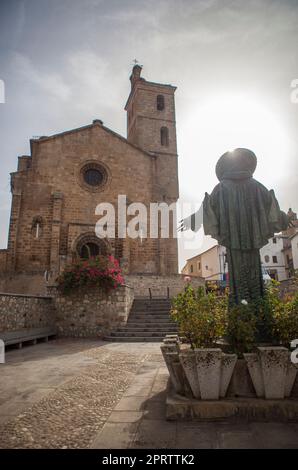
xmin=161 ymin=339 xmax=184 ymax=395
xmin=161 ymin=339 xmax=237 ymax=401
xmin=179 ymin=350 xmax=201 ymax=399
xmin=244 ymin=347 xmax=297 ymax=399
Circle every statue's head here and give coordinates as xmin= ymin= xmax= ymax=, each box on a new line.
xmin=216 ymin=148 xmax=257 ymax=181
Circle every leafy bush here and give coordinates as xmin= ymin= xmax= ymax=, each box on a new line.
xmin=170 ymin=285 xmax=228 ymax=349
xmin=57 ymin=255 xmax=124 ymax=294
xmin=171 ymin=279 xmax=298 ymax=356
xmin=267 ymin=281 xmax=298 ymax=347
xmin=226 ymin=303 xmax=257 ymax=356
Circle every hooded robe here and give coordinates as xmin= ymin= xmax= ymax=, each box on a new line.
xmin=203 ymin=148 xmax=288 ymax=305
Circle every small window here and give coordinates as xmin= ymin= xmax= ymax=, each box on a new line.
xmin=157 ymin=95 xmax=165 ymax=111
xmin=272 ymin=256 xmax=278 ymax=264
xmin=160 ymin=127 xmax=169 ymax=147
xmin=190 ymin=264 xmax=193 ymax=273
xmin=272 ymin=237 xmax=277 ymax=244
xmin=198 ymin=261 xmax=201 ymax=270
xmin=264 ymin=255 xmax=270 ymax=263
xmin=31 ymin=216 xmax=43 ymax=240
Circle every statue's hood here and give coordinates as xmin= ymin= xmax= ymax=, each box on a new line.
xmin=216 ymin=148 xmax=257 ymax=181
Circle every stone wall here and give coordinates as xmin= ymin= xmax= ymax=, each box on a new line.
xmin=54 ymin=285 xmax=134 ymax=338
xmin=125 ymin=274 xmax=204 ymax=298
xmin=0 ymin=293 xmax=55 ymax=332
xmin=0 ymin=272 xmax=48 ymax=296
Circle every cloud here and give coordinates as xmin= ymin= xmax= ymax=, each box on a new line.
xmin=12 ymin=52 xmax=72 ymax=101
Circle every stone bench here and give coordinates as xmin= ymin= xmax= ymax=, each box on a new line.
xmin=0 ymin=327 xmax=57 ymax=349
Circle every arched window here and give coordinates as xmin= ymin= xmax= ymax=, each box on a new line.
xmin=160 ymin=127 xmax=169 ymax=147
xmin=157 ymin=94 xmax=165 ymax=111
xmin=80 ymin=242 xmax=101 ymax=259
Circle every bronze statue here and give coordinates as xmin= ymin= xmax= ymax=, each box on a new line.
xmin=181 ymin=148 xmax=289 ymax=306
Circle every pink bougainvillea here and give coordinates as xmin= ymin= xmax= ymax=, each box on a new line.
xmin=57 ymin=255 xmax=124 ymax=294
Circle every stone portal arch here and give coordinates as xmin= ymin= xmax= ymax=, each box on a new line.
xmin=72 ymin=233 xmax=111 ymax=260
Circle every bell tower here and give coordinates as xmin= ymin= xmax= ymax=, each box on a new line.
xmin=125 ymin=65 xmax=179 ymax=201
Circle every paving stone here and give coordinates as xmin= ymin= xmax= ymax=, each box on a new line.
xmin=143 ymin=401 xmax=166 ymax=420
xmin=108 ymin=411 xmax=144 ymax=423
xmin=175 ymin=424 xmax=217 ymax=449
xmin=91 ymin=422 xmax=138 ymax=449
xmin=114 ymin=397 xmax=146 ymax=412
xmin=218 ymin=430 xmax=261 ymax=449
xmin=250 ymin=423 xmax=298 ymax=449
xmin=132 ymin=418 xmax=177 ymax=449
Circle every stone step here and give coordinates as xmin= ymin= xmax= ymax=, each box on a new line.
xmin=130 ymin=312 xmax=171 ymax=317
xmin=104 ymin=336 xmax=163 ymax=343
xmin=110 ymin=331 xmax=172 ymax=338
xmin=132 ymin=302 xmax=171 ymax=306
xmin=133 ymin=299 xmax=172 ymax=304
xmin=130 ymin=308 xmax=171 ymax=313
xmin=129 ymin=314 xmax=171 ymax=322
xmin=115 ymin=327 xmax=178 ymax=333
xmin=126 ymin=322 xmax=176 ymax=328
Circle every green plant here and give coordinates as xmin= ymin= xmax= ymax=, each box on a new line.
xmin=56 ymin=255 xmax=124 ymax=294
xmin=226 ymin=303 xmax=257 ymax=356
xmin=171 ymin=285 xmax=228 ymax=349
xmin=272 ymin=292 xmax=298 ymax=347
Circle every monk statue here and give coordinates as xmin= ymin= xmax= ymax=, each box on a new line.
xmin=180 ymin=148 xmax=289 ymax=306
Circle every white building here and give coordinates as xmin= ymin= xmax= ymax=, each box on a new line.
xmin=290 ymin=231 xmax=298 ymax=272
xmin=260 ymin=235 xmax=287 ymax=281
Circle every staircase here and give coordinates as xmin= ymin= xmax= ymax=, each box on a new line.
xmin=105 ymin=298 xmax=178 ymax=342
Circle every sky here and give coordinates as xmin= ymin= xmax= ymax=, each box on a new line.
xmin=0 ymin=0 xmax=297 ymax=270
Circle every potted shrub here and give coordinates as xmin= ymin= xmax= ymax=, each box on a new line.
xmin=162 ymin=281 xmax=298 ymax=401
xmin=243 ymin=282 xmax=298 ymax=399
xmin=161 ymin=285 xmax=237 ymax=400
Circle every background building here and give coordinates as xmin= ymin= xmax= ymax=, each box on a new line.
xmin=260 ymin=235 xmax=287 ymax=281
xmin=182 ymin=244 xmax=227 ymax=281
xmin=291 ymin=231 xmax=298 ymax=272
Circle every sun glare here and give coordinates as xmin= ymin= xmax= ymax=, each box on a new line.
xmin=179 ymin=93 xmax=291 ymax=193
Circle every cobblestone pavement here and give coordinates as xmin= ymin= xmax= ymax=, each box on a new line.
xmin=1 ymin=340 xmax=298 ymax=449
xmin=0 ymin=339 xmax=160 ymax=448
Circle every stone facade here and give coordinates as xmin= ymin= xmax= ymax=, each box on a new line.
xmin=0 ymin=293 xmax=54 ymax=332
xmin=0 ymin=250 xmax=7 ymax=273
xmin=126 ymin=274 xmax=204 ymax=298
xmin=1 ymin=66 xmax=179 ymax=295
xmin=53 ymin=285 xmax=134 ymax=338
xmin=0 ymin=273 xmax=47 ymax=296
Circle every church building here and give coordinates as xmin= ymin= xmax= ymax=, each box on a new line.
xmin=0 ymin=66 xmax=180 ymax=293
